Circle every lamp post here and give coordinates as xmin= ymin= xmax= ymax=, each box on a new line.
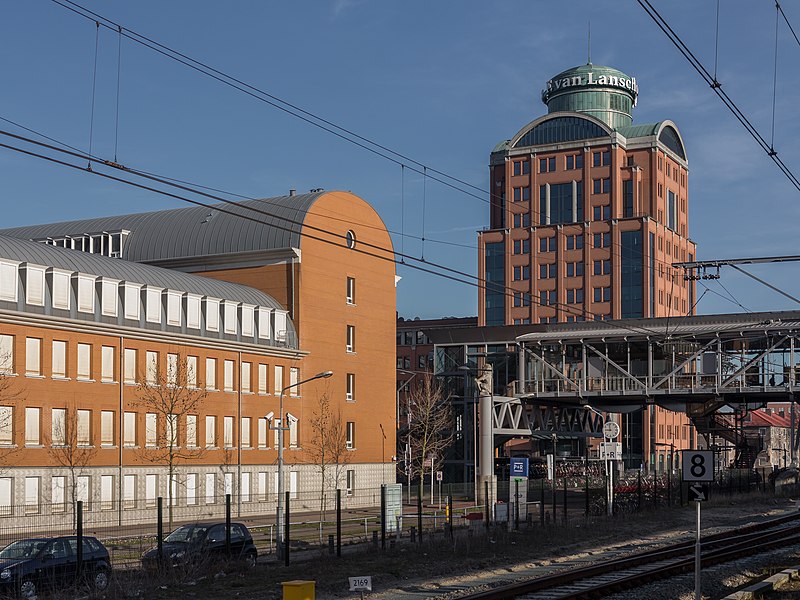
xmin=585 ymin=405 xmax=614 ymax=516
xmin=268 ymin=370 xmax=333 ymax=560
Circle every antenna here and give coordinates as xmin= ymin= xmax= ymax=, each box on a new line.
xmin=588 ymin=21 xmax=592 ymax=65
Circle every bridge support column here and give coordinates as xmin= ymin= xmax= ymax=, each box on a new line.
xmin=477 ymin=389 xmax=496 ymax=508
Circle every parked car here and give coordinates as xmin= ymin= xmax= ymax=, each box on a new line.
xmin=141 ymin=522 xmax=257 ymax=570
xmin=0 ymin=536 xmax=111 ymax=599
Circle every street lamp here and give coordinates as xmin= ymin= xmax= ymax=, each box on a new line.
xmin=268 ymin=369 xmax=333 ymax=561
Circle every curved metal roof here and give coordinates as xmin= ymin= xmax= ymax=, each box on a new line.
xmin=0 ymin=235 xmax=285 ymax=310
xmin=0 ymin=192 xmax=325 ymax=263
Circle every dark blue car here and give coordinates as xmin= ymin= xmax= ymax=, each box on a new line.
xmin=0 ymin=536 xmax=111 ymax=598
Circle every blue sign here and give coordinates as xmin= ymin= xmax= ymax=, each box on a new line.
xmin=510 ymin=458 xmax=529 ymax=478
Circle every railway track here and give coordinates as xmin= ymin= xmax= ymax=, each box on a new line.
xmin=459 ymin=512 xmax=800 ymax=599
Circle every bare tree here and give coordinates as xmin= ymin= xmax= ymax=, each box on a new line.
xmin=402 ymin=375 xmax=454 ymax=492
xmin=306 ymin=391 xmax=350 ymax=526
xmin=135 ymin=356 xmax=207 ymax=528
xmin=47 ymin=405 xmax=97 ymax=527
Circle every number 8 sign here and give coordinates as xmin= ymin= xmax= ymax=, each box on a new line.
xmin=681 ymin=450 xmax=714 ymax=482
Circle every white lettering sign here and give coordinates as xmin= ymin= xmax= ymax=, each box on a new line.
xmin=542 ymin=71 xmax=639 ymax=104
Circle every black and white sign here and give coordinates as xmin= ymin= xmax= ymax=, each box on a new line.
xmin=600 ymin=442 xmax=622 ymax=460
xmin=436 ymin=470 xmax=443 ymax=482
xmin=602 ymin=421 xmax=620 ymax=440
xmin=682 ymin=450 xmax=714 ymax=482
xmin=349 ymin=576 xmax=372 ymax=591
xmin=688 ymin=483 xmax=708 ymax=502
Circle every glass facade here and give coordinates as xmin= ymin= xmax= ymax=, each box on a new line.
xmin=514 ymin=116 xmax=607 ymax=148
xmin=621 ymin=410 xmax=644 ymax=470
xmin=539 ymin=182 xmax=582 ymax=225
xmin=620 ymin=230 xmax=643 ymax=318
xmin=649 ymin=233 xmax=656 ymax=317
xmin=484 ymin=242 xmax=505 ymax=326
xmin=658 ymin=125 xmax=686 ymax=159
xmin=667 ymin=190 xmax=676 ymax=231
xmin=623 ymin=180 xmax=634 ymax=218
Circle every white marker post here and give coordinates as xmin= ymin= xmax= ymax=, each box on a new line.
xmin=682 ymin=450 xmax=713 ymax=600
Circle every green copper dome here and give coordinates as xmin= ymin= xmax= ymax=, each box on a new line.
xmin=541 ymin=63 xmax=638 ymax=129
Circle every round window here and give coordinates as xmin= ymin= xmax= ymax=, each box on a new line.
xmin=346 ymin=230 xmax=356 ymax=249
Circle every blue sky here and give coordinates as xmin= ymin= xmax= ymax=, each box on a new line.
xmin=2 ymin=1 xmax=800 ymax=319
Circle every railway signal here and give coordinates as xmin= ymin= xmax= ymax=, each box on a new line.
xmin=682 ymin=450 xmax=713 ymax=600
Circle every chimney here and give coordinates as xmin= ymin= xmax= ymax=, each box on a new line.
xmin=289 ymin=189 xmax=296 ymax=197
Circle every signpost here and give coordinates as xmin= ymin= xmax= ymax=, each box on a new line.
xmin=602 ymin=420 xmax=620 ymax=516
xmin=682 ymin=450 xmax=714 ymax=600
xmin=436 ymin=470 xmax=443 ymax=509
xmin=509 ymin=458 xmax=529 ymax=530
xmin=349 ymin=576 xmax=372 ymax=600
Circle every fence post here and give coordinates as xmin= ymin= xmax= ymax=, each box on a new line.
xmin=284 ymin=491 xmax=290 ymax=567
xmin=336 ymin=488 xmax=342 ymax=557
xmin=584 ymin=466 xmax=589 ymax=518
xmin=667 ymin=469 xmax=672 ymax=507
xmin=540 ymin=479 xmax=545 ymax=526
xmin=157 ymin=497 xmax=163 ymax=562
xmin=76 ymin=500 xmax=84 ymax=581
xmin=653 ymin=473 xmax=658 ymax=509
xmin=380 ymin=484 xmax=386 ymax=550
xmin=484 ymin=480 xmax=490 ymax=530
xmin=552 ymin=475 xmax=557 ymax=520
xmin=514 ymin=480 xmax=519 ymax=530
xmin=448 ymin=495 xmax=453 ymax=540
xmin=637 ymin=470 xmax=642 ymax=511
xmin=225 ymin=494 xmax=232 ymax=556
xmin=563 ymin=476 xmax=567 ymax=524
xmin=417 ymin=485 xmax=423 ymax=543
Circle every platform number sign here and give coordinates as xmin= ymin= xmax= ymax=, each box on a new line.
xmin=681 ymin=450 xmax=714 ymax=482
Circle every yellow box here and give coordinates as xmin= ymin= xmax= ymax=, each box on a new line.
xmin=282 ymin=580 xmax=315 ymax=600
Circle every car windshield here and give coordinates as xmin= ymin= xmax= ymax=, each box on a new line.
xmin=164 ymin=525 xmax=208 ymax=544
xmin=0 ymin=540 xmax=48 ymax=559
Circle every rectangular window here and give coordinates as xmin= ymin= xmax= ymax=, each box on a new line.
xmin=623 ymin=179 xmax=634 ymax=218
xmin=101 ymin=475 xmax=113 ymax=510
xmin=76 ymin=343 xmax=91 ymax=380
xmin=124 ymin=284 xmax=140 ymax=320
xmin=205 ymin=299 xmax=220 ymax=332
xmin=289 ymin=471 xmax=298 ymax=499
xmin=167 ymin=353 xmax=178 ymax=386
xmin=77 ymin=276 xmax=94 ymax=313
xmin=123 ymin=348 xmax=137 ymax=384
xmin=52 ymin=340 xmax=66 ymax=379
xmin=205 ymin=473 xmax=215 ymax=504
xmin=186 ymin=295 xmax=201 ymax=329
xmin=258 ymin=364 xmax=268 ymax=394
xmin=258 ymin=307 xmax=272 ymax=340
xmin=26 ymin=338 xmax=41 ymax=376
xmin=25 ymin=407 xmax=40 ymax=446
xmin=52 ymin=476 xmax=66 ymax=512
xmin=0 ymin=478 xmax=10 ymax=516
xmin=224 ymin=472 xmax=233 ymax=496
xmin=288 ymin=415 xmax=298 ymax=447
xmin=101 ymin=410 xmax=114 ymax=446
xmin=187 ymin=355 xmax=197 ymax=388
xmin=258 ymin=418 xmax=267 ymax=449
xmin=123 ymin=474 xmax=136 ymax=509
xmin=667 ymin=189 xmax=676 ymax=230
xmin=124 ymin=412 xmax=136 ymax=447
xmin=166 ymin=291 xmax=181 ymax=326
xmin=241 ymin=305 xmax=255 ymax=337
xmin=346 ymin=325 xmax=355 ymax=353
xmin=186 ymin=473 xmax=197 ymax=506
xmin=101 ymin=280 xmax=117 ymax=316
xmin=146 ymin=351 xmax=158 ymax=385
xmin=205 ymin=358 xmax=216 ymax=389
xmin=77 ymin=409 xmax=90 ymax=446
xmin=289 ymin=368 xmax=299 ymax=396
xmin=0 ymin=406 xmax=12 ymax=445
xmin=346 ymin=421 xmax=355 ymax=449
xmin=274 ymin=365 xmax=284 ymax=395
xmin=24 ymin=477 xmax=39 ymax=514
xmin=513 ymin=265 xmax=530 ymax=281
xmin=258 ymin=472 xmax=268 ymax=500
xmin=145 ymin=413 xmax=157 ymax=447
xmin=593 ymin=233 xmax=611 ymax=248
xmin=166 ymin=414 xmax=177 ymax=447
xmin=51 ymin=271 xmax=70 ymax=310
xmin=346 ymin=277 xmax=356 ymax=304
xmin=51 ymin=408 xmax=65 ymax=446
xmin=241 ymin=417 xmax=251 ymax=448
xmin=101 ymin=346 xmax=114 ymax=382
xmin=223 ymin=416 xmax=234 ymax=448
xmin=0 ymin=262 xmax=18 ymax=303
xmin=145 ymin=474 xmax=157 ymax=507
xmin=186 ymin=414 xmax=197 ymax=448
xmin=0 ymin=335 xmax=13 ymax=375
xmin=346 ymin=373 xmax=356 ymax=402
xmin=223 ymin=359 xmax=234 ymax=391
xmin=224 ymin=302 xmax=238 ymax=334
xmin=205 ymin=415 xmax=217 ymax=448
xmin=145 ymin=287 xmax=161 ymax=323
xmin=76 ymin=475 xmax=90 ymax=509
xmin=346 ymin=469 xmax=355 ymax=496
xmin=25 ymin=267 xmax=45 ymax=306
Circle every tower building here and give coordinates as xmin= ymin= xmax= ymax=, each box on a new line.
xmin=479 ymin=63 xmax=696 ymax=326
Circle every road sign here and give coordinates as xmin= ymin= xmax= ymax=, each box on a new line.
xmin=602 ymin=421 xmax=620 ymax=439
xmin=682 ymin=450 xmax=714 ymax=482
xmin=349 ymin=576 xmax=372 ymax=591
xmin=510 ymin=457 xmax=529 ymax=477
xmin=436 ymin=470 xmax=443 ymax=482
xmin=688 ymin=483 xmax=709 ymax=502
xmin=600 ymin=442 xmax=622 ymax=460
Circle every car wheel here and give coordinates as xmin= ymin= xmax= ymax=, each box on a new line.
xmin=18 ymin=578 xmax=36 ymax=600
xmin=245 ymin=552 xmax=257 ymax=568
xmin=93 ymin=568 xmax=110 ymax=591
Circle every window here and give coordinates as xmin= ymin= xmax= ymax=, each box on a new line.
xmin=539 ymin=236 xmax=556 ymax=252
xmin=205 ymin=358 xmax=217 ymax=389
xmin=538 ymin=157 xmax=556 ymax=173
xmin=186 ymin=414 xmax=197 ymax=448
xmin=513 ymin=239 xmax=530 ymax=255
xmin=0 ymin=478 xmax=10 ymax=516
xmin=289 ymin=471 xmax=298 ymax=499
xmin=565 ymin=262 xmax=583 ymax=277
xmin=224 ymin=472 xmax=234 ymax=497
xmin=346 ymin=325 xmax=356 ymax=353
xmin=0 ymin=262 xmax=18 ymax=303
xmin=187 ymin=355 xmax=197 ymax=388
xmin=166 ymin=291 xmax=181 ymax=326
xmin=223 ymin=360 xmax=234 ymax=391
xmin=273 ymin=418 xmax=281 ymax=449
xmin=593 ymin=260 xmax=611 ymax=275
xmin=288 ymin=414 xmax=298 ymax=448
xmin=101 ymin=411 xmax=114 ymax=447
xmin=512 ymin=187 xmax=531 ymax=202
xmin=241 ymin=417 xmax=251 ymax=448
xmin=25 ymin=266 xmax=45 ymax=306
xmin=145 ymin=287 xmax=161 ymax=323
xmin=167 ymin=353 xmax=178 ymax=386
xmin=123 ymin=348 xmax=137 ymax=384
xmin=290 ymin=368 xmax=299 ymax=396
xmin=223 ymin=416 xmax=234 ymax=448
xmin=241 ymin=362 xmax=251 ymax=393
xmin=346 ymin=469 xmax=355 ymax=496
xmin=539 ymin=290 xmax=557 ymax=306
xmin=145 ymin=474 xmax=157 ymax=507
xmin=515 ymin=292 xmax=531 ymax=308
xmin=258 ymin=418 xmax=268 ymax=449
xmin=52 ymin=476 xmax=66 ymax=512
xmin=513 ymin=265 xmax=530 ymax=281
xmin=567 ymin=288 xmax=584 ymax=304
xmin=186 ymin=295 xmax=201 ymax=329
xmin=205 ymin=473 xmax=215 ymax=504
xmin=565 ymin=153 xmax=583 ymax=170
xmin=668 ymin=189 xmax=676 ymax=230
xmin=123 ymin=474 xmax=136 ymax=509
xmin=123 ymin=412 xmax=136 ymax=447
xmin=274 ymin=365 xmax=284 ymax=394
xmin=123 ymin=284 xmax=140 ymax=320
xmin=76 ymin=343 xmax=91 ymax=380
xmin=205 ymin=415 xmax=216 ymax=448
xmin=346 ymin=421 xmax=355 ymax=449
xmin=0 ymin=406 xmax=12 ymax=445
xmin=565 ymin=235 xmax=583 ymax=250
xmin=145 ymin=351 xmax=158 ymax=385
xmin=241 ymin=305 xmax=254 ymax=337
xmin=258 ymin=364 xmax=268 ymax=394
xmin=0 ymin=335 xmax=13 ymax=374
xmin=101 ymin=475 xmax=113 ymax=510
xmin=593 ymin=233 xmax=611 ymax=248
xmin=241 ymin=472 xmax=251 ymax=502
xmin=258 ymin=472 xmax=268 ymax=500
xmin=101 ymin=280 xmax=117 ymax=316
xmin=513 ymin=213 xmax=531 ymax=228
xmin=592 ymin=178 xmax=610 ymax=194
xmin=186 ymin=473 xmax=197 ymax=506
xmin=205 ymin=298 xmax=220 ymax=332
xmin=224 ymin=302 xmax=238 ymax=334
xmin=24 ymin=477 xmax=39 ymax=514
xmin=346 ymin=276 xmax=356 ymax=304
xmin=166 ymin=414 xmax=177 ymax=447
xmin=539 ymin=263 xmax=557 ymax=279
xmin=346 ymin=373 xmax=356 ymax=402
xmin=145 ymin=413 xmax=157 ymax=447
xmin=101 ymin=346 xmax=114 ymax=382
xmin=52 ymin=340 xmax=66 ymax=379
xmin=51 ymin=408 xmax=65 ymax=446
xmin=623 ymin=179 xmax=634 ymax=217
xmin=76 ymin=475 xmax=90 ymax=509
xmin=25 ymin=407 xmax=40 ymax=446
xmin=77 ymin=276 xmax=95 ymax=313
xmin=26 ymin=338 xmax=41 ymax=376
xmin=77 ymin=410 xmax=90 ymax=446
xmin=513 ymin=160 xmax=530 ymax=175
xmin=593 ymin=287 xmax=612 ymax=302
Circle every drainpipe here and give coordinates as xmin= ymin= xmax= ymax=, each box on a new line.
xmin=237 ymin=351 xmax=242 ymax=518
xmin=118 ymin=335 xmax=124 ymax=528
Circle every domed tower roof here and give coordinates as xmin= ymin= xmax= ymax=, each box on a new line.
xmin=541 ymin=63 xmax=638 ymax=129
